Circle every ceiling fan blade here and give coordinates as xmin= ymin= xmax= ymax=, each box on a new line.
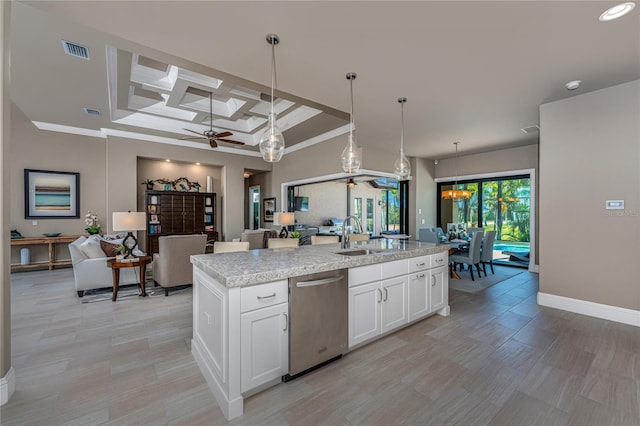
xmin=216 ymin=139 xmax=245 ymax=145
xmin=209 ymin=140 xmax=218 ymax=148
xmin=183 ymin=128 xmax=204 ymax=136
xmin=214 ymin=131 xmax=233 ymax=138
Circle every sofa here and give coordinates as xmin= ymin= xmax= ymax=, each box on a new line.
xmin=69 ymin=235 xmax=143 ymax=297
xmin=152 ymin=234 xmax=207 ymax=296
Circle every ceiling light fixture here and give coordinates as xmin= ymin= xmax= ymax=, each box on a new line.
xmin=259 ymin=34 xmax=285 ymax=163
xmin=599 ymin=2 xmax=636 ymax=21
xmin=341 ymin=72 xmax=362 ymax=174
xmin=441 ymin=142 xmax=472 ymax=200
xmin=393 ymin=97 xmax=411 ymax=180
xmin=347 ymin=178 xmax=357 ymax=189
xmin=565 ymin=80 xmax=582 ymax=91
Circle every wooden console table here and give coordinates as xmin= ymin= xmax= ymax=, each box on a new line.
xmin=10 ymin=235 xmax=81 ymax=271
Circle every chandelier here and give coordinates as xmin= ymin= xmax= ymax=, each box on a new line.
xmin=441 ymin=142 xmax=471 ymax=200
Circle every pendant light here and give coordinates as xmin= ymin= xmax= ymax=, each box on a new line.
xmin=393 ymin=97 xmax=411 ymax=180
xmin=341 ymin=72 xmax=362 ymax=174
xmin=259 ymin=34 xmax=285 ymax=162
xmin=441 ymin=142 xmax=472 ymax=200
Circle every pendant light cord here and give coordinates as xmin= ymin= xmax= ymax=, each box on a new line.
xmin=270 ymin=41 xmax=276 ymax=117
xmin=400 ymin=102 xmax=405 ymax=155
xmin=454 ymin=142 xmax=459 ymax=187
xmin=349 ymin=78 xmax=355 ymax=139
xmin=209 ymin=92 xmax=213 ymax=130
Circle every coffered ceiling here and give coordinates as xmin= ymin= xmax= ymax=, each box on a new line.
xmin=9 ymin=1 xmax=640 ymax=160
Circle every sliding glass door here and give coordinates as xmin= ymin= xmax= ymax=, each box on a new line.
xmin=438 ymin=175 xmax=530 ymax=244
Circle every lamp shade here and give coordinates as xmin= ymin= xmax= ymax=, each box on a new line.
xmin=112 ymin=212 xmax=146 ymax=232
xmin=274 ymin=212 xmax=295 ymax=227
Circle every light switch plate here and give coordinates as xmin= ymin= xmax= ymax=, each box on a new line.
xmin=606 ymin=200 xmax=624 ymax=210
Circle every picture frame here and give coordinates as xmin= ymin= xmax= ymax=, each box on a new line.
xmin=24 ymin=169 xmax=80 ymax=219
xmin=263 ymin=197 xmax=276 ymax=223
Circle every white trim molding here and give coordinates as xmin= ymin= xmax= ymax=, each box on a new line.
xmin=0 ymin=366 xmax=15 ymax=405
xmin=538 ymin=292 xmax=640 ymax=327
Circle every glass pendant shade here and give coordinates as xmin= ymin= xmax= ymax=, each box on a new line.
xmin=393 ymin=97 xmax=411 ymax=180
xmin=341 ymin=133 xmax=361 ymax=173
xmin=259 ymin=34 xmax=285 ymax=163
xmin=342 ymin=72 xmax=362 ymax=174
xmin=259 ymin=112 xmax=285 ymax=162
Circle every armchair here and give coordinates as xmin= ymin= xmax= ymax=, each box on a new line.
xmin=153 ymin=234 xmax=207 ymax=296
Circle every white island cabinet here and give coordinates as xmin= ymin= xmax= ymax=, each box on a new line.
xmin=191 ymin=267 xmax=288 ymax=420
xmin=191 ymin=240 xmax=450 ymax=420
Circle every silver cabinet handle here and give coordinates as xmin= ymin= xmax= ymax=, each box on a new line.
xmin=432 ymin=276 xmax=436 ymax=286
xmin=416 ymin=262 xmax=426 ymax=267
xmin=435 ymin=258 xmax=444 ymax=264
xmin=283 ymin=313 xmax=288 ymax=332
xmin=377 ymin=288 xmax=382 ymax=303
xmin=297 ymin=275 xmax=344 ymax=287
xmin=415 ymin=273 xmax=426 ymax=279
xmin=257 ymin=293 xmax=276 ymax=300
xmin=383 ymin=287 xmax=388 ymax=302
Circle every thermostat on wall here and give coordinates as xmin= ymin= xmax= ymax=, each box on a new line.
xmin=606 ymin=200 xmax=624 ymax=210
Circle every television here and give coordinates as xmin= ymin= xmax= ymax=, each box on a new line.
xmin=294 ymin=196 xmax=309 ymax=211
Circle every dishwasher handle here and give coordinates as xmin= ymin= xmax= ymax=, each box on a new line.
xmin=296 ymin=275 xmax=344 ymax=288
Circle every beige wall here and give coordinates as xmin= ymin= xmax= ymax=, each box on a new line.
xmin=293 ymin=181 xmax=347 ymax=226
xmin=1 ymin=0 xmax=12 ymax=388
xmin=539 ymin=80 xmax=640 ymax=311
xmin=412 ymin=157 xmax=438 ymax=234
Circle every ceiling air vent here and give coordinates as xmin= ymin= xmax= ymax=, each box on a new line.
xmin=83 ymin=108 xmax=101 ymax=116
xmin=61 ymin=40 xmax=90 ymax=60
xmin=521 ymin=125 xmax=540 ymax=134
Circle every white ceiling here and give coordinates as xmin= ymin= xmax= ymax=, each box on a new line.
xmin=9 ymin=1 xmax=640 ymax=160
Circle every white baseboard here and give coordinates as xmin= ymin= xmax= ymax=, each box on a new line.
xmin=538 ymin=292 xmax=640 ymax=327
xmin=0 ymin=366 xmax=15 ymax=406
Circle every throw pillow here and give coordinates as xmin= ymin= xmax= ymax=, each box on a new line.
xmin=100 ymin=240 xmax=120 ymax=257
xmin=79 ymin=238 xmax=106 ymax=259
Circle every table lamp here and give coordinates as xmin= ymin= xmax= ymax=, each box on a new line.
xmin=112 ymin=211 xmax=146 ymax=258
xmin=274 ymin=212 xmax=295 ymax=238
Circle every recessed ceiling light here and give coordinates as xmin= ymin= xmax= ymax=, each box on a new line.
xmin=599 ymin=2 xmax=636 ymax=21
xmin=565 ymin=80 xmax=582 ymax=90
xmin=165 ymin=159 xmax=171 ymax=162
xmin=195 ymin=162 xmax=201 ymax=166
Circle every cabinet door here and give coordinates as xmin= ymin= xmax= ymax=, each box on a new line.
xmin=381 ymin=276 xmax=408 ymax=333
xmin=408 ymin=271 xmax=429 ymax=322
xmin=348 ymin=282 xmax=381 ymax=348
xmin=429 ymin=266 xmax=448 ymax=313
xmin=240 ymin=302 xmax=288 ymax=393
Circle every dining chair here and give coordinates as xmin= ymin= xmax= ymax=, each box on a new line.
xmin=479 ymin=230 xmax=497 ymax=276
xmin=213 ymin=241 xmax=250 ymax=253
xmin=450 ymin=231 xmax=483 ymax=281
xmin=418 ymin=229 xmax=439 ymax=243
xmin=311 ymin=235 xmax=339 ymax=245
xmin=268 ymin=238 xmax=300 ymax=249
xmin=346 ymin=233 xmax=370 ymax=242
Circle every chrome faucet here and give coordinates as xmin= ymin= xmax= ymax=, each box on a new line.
xmin=341 ymin=215 xmax=364 ymax=249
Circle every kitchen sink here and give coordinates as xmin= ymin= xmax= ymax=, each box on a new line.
xmin=334 ymin=248 xmax=386 ymax=256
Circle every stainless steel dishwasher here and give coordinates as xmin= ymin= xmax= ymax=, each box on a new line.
xmin=285 ymin=269 xmax=348 ymax=380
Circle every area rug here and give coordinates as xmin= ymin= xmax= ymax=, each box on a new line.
xmin=449 ymin=265 xmax=525 ymax=293
xmin=79 ymin=283 xmax=188 ymax=303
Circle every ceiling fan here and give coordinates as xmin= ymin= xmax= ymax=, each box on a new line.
xmin=182 ymin=92 xmax=245 ymax=148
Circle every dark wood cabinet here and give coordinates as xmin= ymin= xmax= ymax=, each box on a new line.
xmin=145 ymin=191 xmax=217 ymax=255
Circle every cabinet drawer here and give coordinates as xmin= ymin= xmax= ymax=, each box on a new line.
xmin=241 ymin=280 xmax=288 ymax=313
xmin=349 ymin=264 xmax=381 ymax=287
xmin=381 ymin=259 xmax=408 ymax=279
xmin=408 ymin=256 xmax=430 ymax=273
xmin=431 ymin=252 xmax=448 ymax=269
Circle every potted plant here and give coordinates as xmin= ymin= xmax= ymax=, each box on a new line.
xmin=84 ymin=211 xmax=102 ymax=235
xmin=141 ymin=179 xmax=155 ymax=190
xmin=115 ymin=244 xmax=126 ymax=260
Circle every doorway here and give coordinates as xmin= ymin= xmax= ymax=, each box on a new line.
xmin=248 ymin=186 xmax=260 ymax=230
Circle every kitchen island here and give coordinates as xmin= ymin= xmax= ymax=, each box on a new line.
xmin=190 ymin=239 xmax=450 ymax=420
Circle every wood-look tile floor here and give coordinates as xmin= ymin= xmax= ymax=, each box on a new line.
xmin=1 ymin=268 xmax=639 ymax=425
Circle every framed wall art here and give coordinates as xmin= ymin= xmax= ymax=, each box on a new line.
xmin=24 ymin=169 xmax=80 ymax=219
xmin=263 ymin=197 xmax=276 ymax=223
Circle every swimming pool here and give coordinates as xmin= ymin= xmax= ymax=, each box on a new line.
xmin=493 ymin=242 xmax=530 ymax=253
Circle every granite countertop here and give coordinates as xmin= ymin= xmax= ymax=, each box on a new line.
xmin=191 ymin=239 xmax=450 ymax=288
